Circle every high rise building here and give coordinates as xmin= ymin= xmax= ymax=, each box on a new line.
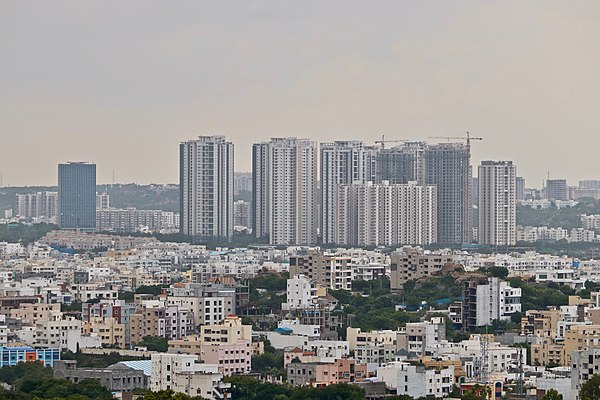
xmin=252 ymin=138 xmax=317 ymax=245
xmin=96 ymin=192 xmax=110 ymax=209
xmin=546 ymin=179 xmax=568 ymax=201
xmin=515 ymin=177 xmax=525 ymax=201
xmin=320 ymin=141 xmax=378 ymax=243
xmin=58 ymin=162 xmax=97 ymax=232
xmin=334 ymin=181 xmax=437 ymax=247
xmin=180 ymin=136 xmax=234 ymax=239
xmin=233 ymin=200 xmax=251 ymax=230
xmin=15 ymin=192 xmax=58 ymax=221
xmin=424 ymin=143 xmax=472 ymax=244
xmin=233 ymin=172 xmax=252 ymax=196
xmin=377 ymin=141 xmax=425 ymax=184
xmin=478 ymin=161 xmax=516 ymax=246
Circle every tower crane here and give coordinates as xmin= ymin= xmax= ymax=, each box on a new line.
xmin=374 ymin=134 xmax=411 ymax=149
xmin=428 ymin=131 xmax=483 ymax=148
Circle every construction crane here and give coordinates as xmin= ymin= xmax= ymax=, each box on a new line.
xmin=428 ymin=131 xmax=482 ymax=148
xmin=374 ymin=134 xmax=411 ymax=149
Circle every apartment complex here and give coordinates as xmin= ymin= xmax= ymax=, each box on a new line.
xmin=478 ymin=161 xmax=517 ymax=246
xmin=252 ymin=138 xmax=318 ymax=245
xmin=390 ymin=247 xmax=456 ymax=290
xmin=334 ymin=181 xmax=436 ymax=247
xmin=320 ymin=140 xmax=378 ymax=244
xmin=15 ymin=191 xmax=58 ymax=221
xmin=289 ymin=249 xmax=352 ymax=290
xmin=180 ymin=135 xmax=234 ymax=239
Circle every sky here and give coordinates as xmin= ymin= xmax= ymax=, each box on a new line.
xmin=1 ymin=0 xmax=599 ymax=187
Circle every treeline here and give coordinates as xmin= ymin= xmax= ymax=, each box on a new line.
xmin=0 ymin=223 xmax=56 ymax=244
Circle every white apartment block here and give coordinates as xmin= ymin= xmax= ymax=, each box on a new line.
xmin=96 ymin=208 xmax=179 ymax=233
xmin=377 ymin=362 xmax=454 ymax=399
xmin=478 ymin=161 xmax=516 ymax=246
xmin=252 ymin=138 xmax=317 ymax=245
xmin=151 ymin=353 xmax=229 ymax=400
xmin=282 ymin=274 xmax=318 ymax=311
xmin=475 ymin=278 xmax=521 ymax=326
xmin=335 ymin=181 xmax=436 ymax=246
xmin=15 ymin=191 xmax=58 ymax=222
xmin=320 ymin=140 xmax=378 ymax=244
xmin=180 ymin=135 xmax=234 ymax=239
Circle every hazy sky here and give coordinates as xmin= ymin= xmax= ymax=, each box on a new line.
xmin=1 ymin=1 xmax=599 ymax=187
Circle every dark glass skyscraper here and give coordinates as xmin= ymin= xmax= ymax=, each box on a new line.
xmin=58 ymin=162 xmax=96 ymax=231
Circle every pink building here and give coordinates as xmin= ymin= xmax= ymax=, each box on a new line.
xmin=201 ymin=339 xmax=252 ymax=375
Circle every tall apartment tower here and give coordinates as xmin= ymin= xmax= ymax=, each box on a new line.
xmin=478 ymin=161 xmax=516 ymax=246
xmin=180 ymin=136 xmax=234 ymax=239
xmin=377 ymin=141 xmax=426 ymax=184
xmin=515 ymin=177 xmax=525 ymax=201
xmin=424 ymin=143 xmax=472 ymax=244
xmin=252 ymin=138 xmax=317 ymax=245
xmin=58 ymin=162 xmax=97 ymax=231
xmin=320 ymin=141 xmax=378 ymax=243
xmin=546 ymin=179 xmax=568 ymax=201
xmin=334 ymin=181 xmax=436 ymax=246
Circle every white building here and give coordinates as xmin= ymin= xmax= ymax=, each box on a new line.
xmin=252 ymin=137 xmax=318 ymax=245
xmin=335 ymin=181 xmax=437 ymax=246
xmin=478 ymin=161 xmax=516 ymax=246
xmin=320 ymin=140 xmax=378 ymax=244
xmin=180 ymin=135 xmax=234 ymax=239
xmin=150 ymin=353 xmax=229 ymax=400
xmin=377 ymin=362 xmax=454 ymax=398
xmin=282 ymin=274 xmax=318 ymax=311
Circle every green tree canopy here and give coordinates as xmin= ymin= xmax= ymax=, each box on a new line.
xmin=580 ymin=374 xmax=600 ymax=400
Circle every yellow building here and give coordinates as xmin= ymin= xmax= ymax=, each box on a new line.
xmin=520 ymin=309 xmax=560 ymax=339
xmin=531 ymin=338 xmax=565 ymax=366
xmin=82 ymin=316 xmax=126 ymax=348
xmin=564 ymin=324 xmax=600 ymax=364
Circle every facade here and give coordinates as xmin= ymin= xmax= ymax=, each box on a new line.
xmin=462 ymin=277 xmax=521 ymax=331
xmin=516 ymin=176 xmax=525 ymax=201
xmin=546 ymin=179 xmax=568 ymax=201
xmin=572 ymin=347 xmax=600 ymax=400
xmin=289 ymin=250 xmax=352 ymax=290
xmin=282 ymin=274 xmax=319 ymax=311
xmin=424 ymin=143 xmax=472 ymax=244
xmin=377 ymin=142 xmax=425 ymax=184
xmin=377 ymin=362 xmax=454 ymax=398
xmin=15 ymin=191 xmax=58 ymax=221
xmin=233 ymin=200 xmax=252 ymax=230
xmin=252 ymin=138 xmax=317 ymax=245
xmin=286 ymin=358 xmax=367 ymax=386
xmin=96 ymin=192 xmax=110 ymax=209
xmin=320 ymin=140 xmax=378 ymax=244
xmin=478 ymin=161 xmax=517 ymax=246
xmin=150 ymin=353 xmax=229 ymax=400
xmin=58 ymin=162 xmax=97 ymax=231
xmin=334 ymin=181 xmax=437 ymax=247
xmin=180 ymin=136 xmax=234 ymax=239
xmin=96 ymin=208 xmax=179 ymax=233
xmin=390 ymin=247 xmax=456 ymax=290
xmin=233 ymin=172 xmax=252 ymax=195
xmin=54 ymin=360 xmax=148 ymax=392
xmin=0 ymin=346 xmax=60 ymax=367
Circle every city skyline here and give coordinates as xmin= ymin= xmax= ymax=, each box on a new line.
xmin=2 ymin=1 xmax=600 ymax=186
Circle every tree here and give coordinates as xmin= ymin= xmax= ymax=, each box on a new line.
xmin=140 ymin=390 xmax=206 ymax=400
xmin=541 ymin=388 xmax=563 ymax=400
xmin=138 ymin=336 xmax=169 ymax=352
xmin=483 ymin=266 xmax=509 ymax=279
xmin=462 ymin=385 xmax=491 ymax=400
xmin=580 ymin=374 xmax=600 ymax=400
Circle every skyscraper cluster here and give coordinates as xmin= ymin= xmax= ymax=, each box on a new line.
xmin=179 ymin=135 xmax=483 ymax=247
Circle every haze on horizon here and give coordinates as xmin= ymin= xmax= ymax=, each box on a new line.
xmin=1 ymin=0 xmax=599 ymax=188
